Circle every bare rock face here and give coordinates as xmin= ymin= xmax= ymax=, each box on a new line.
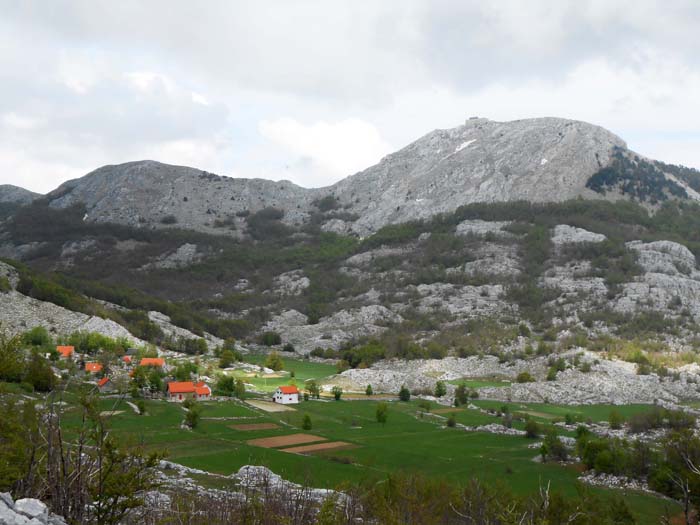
xmin=455 ymin=220 xmax=512 ymax=237
xmin=331 ymin=117 xmax=629 ymax=235
xmin=46 ymin=160 xmax=317 ymax=234
xmin=0 ymin=184 xmax=39 ymax=204
xmin=39 ymin=117 xmax=691 ymax=237
xmin=551 ymin=225 xmax=606 ymax=245
xmin=263 ymin=305 xmax=402 ymax=353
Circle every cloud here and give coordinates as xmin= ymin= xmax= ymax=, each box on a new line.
xmin=0 ymin=1 xmax=699 ymax=193
xmin=258 ymin=118 xmax=393 ymax=186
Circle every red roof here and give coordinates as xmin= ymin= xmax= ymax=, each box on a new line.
xmin=278 ymin=386 xmax=299 ymax=394
xmin=97 ymin=377 xmax=110 ymax=387
xmin=122 ymin=355 xmax=132 ymax=363
xmin=140 ymin=357 xmax=165 ymax=367
xmin=85 ymin=362 xmax=103 ymax=373
xmin=57 ymin=346 xmax=74 ymax=357
xmin=168 ymin=381 xmax=211 ymax=395
xmin=168 ymin=381 xmax=196 ymax=394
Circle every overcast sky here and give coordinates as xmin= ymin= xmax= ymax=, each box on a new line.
xmin=2 ymin=0 xmax=700 ymax=193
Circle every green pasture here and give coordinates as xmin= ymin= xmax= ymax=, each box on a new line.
xmin=226 ymin=354 xmax=337 ymax=393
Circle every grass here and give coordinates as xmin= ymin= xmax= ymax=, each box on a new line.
xmin=470 ymin=400 xmax=656 ymax=424
xmin=226 ymin=354 xmax=337 ymax=393
xmin=56 ymin=395 xmax=678 ymax=523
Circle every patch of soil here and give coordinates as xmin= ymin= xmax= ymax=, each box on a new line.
xmin=281 ymin=441 xmax=356 ymax=454
xmin=231 ymin=423 xmax=280 ymax=431
xmin=247 ymin=433 xmax=325 ymax=448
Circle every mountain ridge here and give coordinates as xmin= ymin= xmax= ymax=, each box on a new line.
xmin=10 ymin=117 xmax=700 ymax=237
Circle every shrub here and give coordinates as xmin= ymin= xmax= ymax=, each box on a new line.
xmin=302 ymin=414 xmax=312 ymax=430
xmin=546 ymin=367 xmax=557 ymax=381
xmin=524 ymin=419 xmax=540 ymax=438
xmin=609 ymin=410 xmax=624 ymax=430
xmin=516 ymin=371 xmax=535 ymax=383
xmin=0 ymin=276 xmax=11 ymax=293
xmin=447 ymin=414 xmax=457 ymax=427
xmin=282 ymin=342 xmax=295 ymax=353
xmin=434 ymin=380 xmax=446 ymax=398
xmin=160 ymin=214 xmax=178 ymax=224
xmin=365 ymin=384 xmax=373 ymax=396
xmin=265 ymin=351 xmax=284 ymax=371
xmin=454 ymin=383 xmax=468 ymax=406
xmin=260 ymin=331 xmax=282 ymax=346
xmin=185 ymin=404 xmax=201 ymax=428
xmin=398 ymin=385 xmax=411 ymax=402
xmin=332 ymin=385 xmax=343 ymax=401
xmin=376 ymin=402 xmax=388 ymax=425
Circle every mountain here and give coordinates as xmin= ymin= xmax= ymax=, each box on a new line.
xmin=37 ymin=117 xmax=700 ymax=237
xmin=0 ymin=184 xmax=39 ymax=205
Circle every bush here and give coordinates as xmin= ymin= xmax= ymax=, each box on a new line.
xmin=185 ymin=404 xmax=201 ymax=429
xmin=160 ymin=214 xmax=178 ymax=224
xmin=446 ymin=414 xmax=456 ymax=428
xmin=376 ymin=402 xmax=388 ymax=425
xmin=524 ymin=419 xmax=540 ymax=438
xmin=265 ymin=351 xmax=284 ymax=371
xmin=332 ymin=385 xmax=343 ymax=401
xmin=546 ymin=367 xmax=557 ymax=381
xmin=398 ymin=385 xmax=411 ymax=402
xmin=454 ymin=383 xmax=468 ymax=406
xmin=365 ymin=384 xmax=373 ymax=396
xmin=0 ymin=277 xmax=11 ymax=293
xmin=609 ymin=410 xmax=624 ymax=430
xmin=516 ymin=371 xmax=535 ymax=383
xmin=434 ymin=380 xmax=446 ymax=398
xmin=260 ymin=331 xmax=282 ymax=346
xmin=302 ymin=414 xmax=312 ymax=430
xmin=282 ymin=342 xmax=295 ymax=353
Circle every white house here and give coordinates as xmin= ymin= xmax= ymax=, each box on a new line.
xmin=272 ymin=385 xmax=299 ymax=404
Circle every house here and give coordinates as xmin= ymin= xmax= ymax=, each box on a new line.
xmin=272 ymin=385 xmax=299 ymax=404
xmin=167 ymin=381 xmax=211 ymax=402
xmin=85 ymin=362 xmax=103 ymax=374
xmin=57 ymin=346 xmax=75 ymax=360
xmin=122 ymin=355 xmax=132 ymax=365
xmin=140 ymin=357 xmax=165 ymax=367
xmin=97 ymin=377 xmax=116 ymax=393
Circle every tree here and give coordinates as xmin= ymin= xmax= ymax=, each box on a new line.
xmin=21 ymin=326 xmax=51 ymax=348
xmin=524 ymin=419 xmax=540 ymax=438
xmin=365 ymin=384 xmax=373 ymax=396
xmin=265 ymin=351 xmax=284 ymax=372
xmin=447 ymin=414 xmax=457 ymax=428
xmin=302 ymin=414 xmax=312 ymax=430
xmin=541 ymin=430 xmax=568 ymax=462
xmin=216 ymin=375 xmax=235 ymax=396
xmin=24 ymin=351 xmax=55 ymax=392
xmin=219 ymin=349 xmax=236 ymax=368
xmin=185 ymin=403 xmax=201 ymax=429
xmin=454 ymin=383 xmax=468 ymax=406
xmin=398 ymin=385 xmax=410 ymax=402
xmin=376 ymin=402 xmax=388 ymax=425
xmin=307 ymin=381 xmax=320 ymax=399
xmin=332 ymin=385 xmax=343 ymax=401
xmin=434 ymin=380 xmax=446 ymax=398
xmin=234 ymin=378 xmax=246 ymax=400
xmin=136 ymin=399 xmax=146 ymax=415
xmin=260 ymin=331 xmax=282 ymax=346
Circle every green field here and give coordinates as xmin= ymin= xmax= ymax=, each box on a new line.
xmin=226 ymin=354 xmax=337 ymax=393
xmin=59 ymin=395 xmax=677 ymax=523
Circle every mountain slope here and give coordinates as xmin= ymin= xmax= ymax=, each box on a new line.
xmin=19 ymin=117 xmax=700 ymax=238
xmin=0 ymin=184 xmax=39 ymax=204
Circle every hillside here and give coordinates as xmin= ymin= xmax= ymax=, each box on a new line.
xmin=17 ymin=117 xmax=699 ymax=239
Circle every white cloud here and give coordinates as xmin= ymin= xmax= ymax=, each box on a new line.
xmin=258 ymin=118 xmax=393 ymax=186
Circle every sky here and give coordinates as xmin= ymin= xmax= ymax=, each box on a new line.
xmin=2 ymin=0 xmax=700 ymax=194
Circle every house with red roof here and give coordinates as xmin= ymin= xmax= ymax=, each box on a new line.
xmin=97 ymin=377 xmax=116 ymax=393
xmin=56 ymin=346 xmax=75 ymax=359
xmin=122 ymin=355 xmax=132 ymax=365
xmin=272 ymin=385 xmax=299 ymax=404
xmin=85 ymin=362 xmax=103 ymax=374
xmin=167 ymin=381 xmax=211 ymax=402
xmin=140 ymin=357 xmax=165 ymax=367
